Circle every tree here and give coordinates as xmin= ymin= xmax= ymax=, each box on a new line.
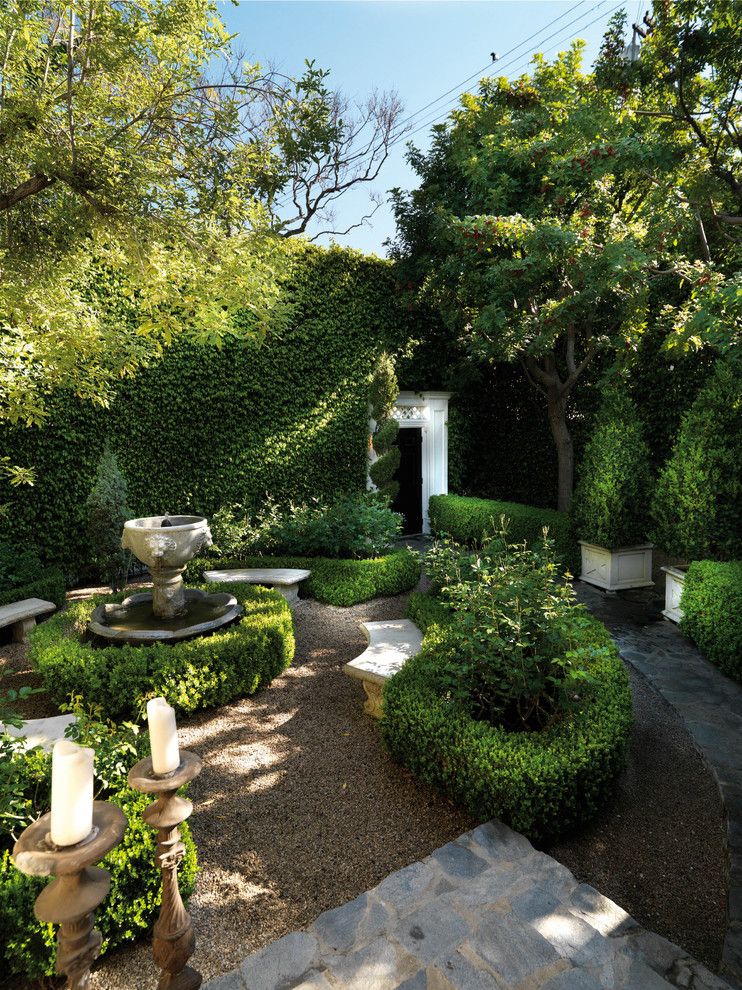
xmin=391 ymin=14 xmax=738 ymax=511
xmin=85 ymin=446 xmax=131 ymax=591
xmin=0 ymin=1 xmax=405 ymax=434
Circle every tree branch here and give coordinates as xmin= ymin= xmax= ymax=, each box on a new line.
xmin=0 ymin=175 xmax=55 ymax=211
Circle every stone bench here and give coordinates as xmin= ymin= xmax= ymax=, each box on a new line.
xmin=6 ymin=714 xmax=77 ymax=752
xmin=0 ymin=597 xmax=56 ymax=644
xmin=203 ymin=568 xmax=311 ymax=605
xmin=344 ymin=619 xmax=423 ymax=718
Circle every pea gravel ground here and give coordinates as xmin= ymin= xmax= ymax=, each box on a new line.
xmin=0 ymin=589 xmax=728 ymax=988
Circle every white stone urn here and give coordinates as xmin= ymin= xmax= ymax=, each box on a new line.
xmin=661 ymin=564 xmax=687 ymax=623
xmin=578 ymin=541 xmax=654 ymax=592
xmin=122 ymin=515 xmax=212 ymax=618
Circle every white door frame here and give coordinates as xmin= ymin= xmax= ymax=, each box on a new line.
xmin=391 ymin=391 xmax=451 ymax=534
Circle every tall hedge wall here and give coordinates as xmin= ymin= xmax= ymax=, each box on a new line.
xmin=1 ymin=245 xmax=400 ymax=576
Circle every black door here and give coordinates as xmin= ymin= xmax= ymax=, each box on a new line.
xmin=392 ymin=427 xmax=423 ymax=534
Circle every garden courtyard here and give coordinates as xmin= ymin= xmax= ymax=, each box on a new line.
xmin=1 ymin=1 xmax=741 ymax=988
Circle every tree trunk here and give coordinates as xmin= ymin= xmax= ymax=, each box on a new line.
xmin=546 ymin=389 xmax=574 ymax=514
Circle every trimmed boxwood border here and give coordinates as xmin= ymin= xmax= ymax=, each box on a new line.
xmin=185 ymin=549 xmax=421 ymax=607
xmin=0 ymin=568 xmax=66 ymax=610
xmin=380 ymin=591 xmax=632 ymax=842
xmin=29 ymin=582 xmax=294 ymax=720
xmin=429 ymin=494 xmax=579 ymax=575
xmin=681 ymin=560 xmax=742 ymax=684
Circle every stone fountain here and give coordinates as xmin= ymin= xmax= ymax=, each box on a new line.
xmin=88 ymin=515 xmax=241 ymax=644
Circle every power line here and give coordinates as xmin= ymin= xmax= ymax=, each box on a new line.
xmin=395 ymin=0 xmax=588 ymax=131
xmin=395 ymin=0 xmax=625 ymax=147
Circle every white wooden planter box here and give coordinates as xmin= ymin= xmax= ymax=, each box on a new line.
xmin=661 ymin=565 xmax=687 ymax=623
xmin=578 ymin=541 xmax=654 ymax=592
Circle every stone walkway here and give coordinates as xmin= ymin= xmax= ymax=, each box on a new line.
xmin=576 ymin=583 xmax=742 ymax=987
xmin=205 ymin=820 xmax=733 ymax=990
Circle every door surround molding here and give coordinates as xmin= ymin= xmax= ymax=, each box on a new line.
xmin=389 ymin=391 xmax=451 ymax=534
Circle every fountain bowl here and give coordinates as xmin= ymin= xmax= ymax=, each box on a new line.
xmin=122 ymin=515 xmax=212 ymax=570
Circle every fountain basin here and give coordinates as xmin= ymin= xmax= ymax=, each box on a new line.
xmin=88 ymin=589 xmax=241 ymax=645
xmin=122 ymin=515 xmax=212 ymax=570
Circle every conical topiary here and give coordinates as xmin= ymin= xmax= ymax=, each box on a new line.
xmin=85 ymin=446 xmax=132 ymax=591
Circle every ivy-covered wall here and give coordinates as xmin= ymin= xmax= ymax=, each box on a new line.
xmin=2 ymin=245 xmax=400 ymax=576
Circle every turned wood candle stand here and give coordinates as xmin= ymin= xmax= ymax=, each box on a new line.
xmin=12 ymin=801 xmax=126 ymax=990
xmin=129 ymin=750 xmax=203 ymax=990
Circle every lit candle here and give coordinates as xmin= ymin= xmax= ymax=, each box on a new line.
xmin=50 ymin=740 xmax=94 ymax=847
xmin=147 ymin=697 xmax=180 ymax=774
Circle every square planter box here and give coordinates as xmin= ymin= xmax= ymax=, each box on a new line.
xmin=661 ymin=565 xmax=687 ymax=624
xmin=578 ymin=541 xmax=654 ymax=592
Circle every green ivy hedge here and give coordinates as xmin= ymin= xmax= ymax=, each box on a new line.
xmin=428 ymin=495 xmax=579 ymax=575
xmin=0 ymin=244 xmax=402 ymax=577
xmin=0 ymin=788 xmax=197 ymax=981
xmin=185 ymin=550 xmax=421 ymax=607
xmin=29 ymin=583 xmax=294 ymax=720
xmin=0 ymin=568 xmax=66 ymax=609
xmin=381 ymin=592 xmax=632 ymax=841
xmin=681 ymin=560 xmax=742 ymax=684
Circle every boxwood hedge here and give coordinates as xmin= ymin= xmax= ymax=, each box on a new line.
xmin=185 ymin=549 xmax=421 ymax=607
xmin=381 ymin=592 xmax=632 ymax=841
xmin=428 ymin=494 xmax=578 ymax=575
xmin=0 ymin=567 xmax=66 ymax=610
xmin=681 ymin=560 xmax=742 ymax=684
xmin=29 ymin=583 xmax=294 ymax=720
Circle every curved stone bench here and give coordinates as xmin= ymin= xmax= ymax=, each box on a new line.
xmin=204 ymin=568 xmax=311 ymax=605
xmin=344 ymin=619 xmax=423 ymax=718
xmin=6 ymin=714 xmax=76 ymax=752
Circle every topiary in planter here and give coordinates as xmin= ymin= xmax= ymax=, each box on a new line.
xmin=650 ymin=361 xmax=742 ymax=561
xmin=572 ymin=389 xmax=652 ymax=549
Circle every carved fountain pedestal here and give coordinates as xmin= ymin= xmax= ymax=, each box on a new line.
xmin=88 ymin=515 xmax=241 ymax=644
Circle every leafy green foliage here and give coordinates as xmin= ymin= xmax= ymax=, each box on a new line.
xmin=571 ymin=390 xmax=652 ymax=548
xmin=383 ymin=589 xmax=631 ymax=841
xmin=369 ymin=354 xmax=402 ymax=502
xmin=424 ymin=535 xmax=597 ymax=731
xmin=0 ymin=704 xmax=197 ymax=980
xmin=186 ymin=550 xmax=421 ymax=608
xmin=0 ymin=569 xmax=66 ymax=609
xmin=429 ymin=494 xmax=578 ymax=574
xmin=29 ymin=583 xmax=294 ymax=720
xmin=0 ymin=245 xmax=401 ymax=577
xmin=368 ymin=448 xmax=401 ymax=491
xmin=270 ymin=495 xmax=402 ymax=559
xmin=0 ymin=539 xmax=65 ymax=606
xmin=680 ymin=560 xmax=742 ymax=684
xmin=85 ymin=447 xmax=132 ymax=591
xmin=650 ymin=361 xmax=742 ymax=560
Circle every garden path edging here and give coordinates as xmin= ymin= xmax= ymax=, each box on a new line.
xmin=577 ymin=582 xmax=742 ymax=987
xmin=203 ymin=819 xmax=734 ymax=990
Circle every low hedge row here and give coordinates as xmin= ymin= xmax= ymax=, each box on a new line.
xmin=381 ymin=592 xmax=632 ymax=841
xmin=185 ymin=549 xmax=421 ymax=607
xmin=681 ymin=560 xmax=742 ymax=684
xmin=0 ymin=568 xmax=66 ymax=610
xmin=29 ymin=583 xmax=294 ymax=720
xmin=428 ymin=495 xmax=578 ymax=575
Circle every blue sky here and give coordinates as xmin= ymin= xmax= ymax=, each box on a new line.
xmin=222 ymin=1 xmax=640 ymax=255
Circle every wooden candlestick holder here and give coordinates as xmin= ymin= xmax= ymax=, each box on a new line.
xmin=128 ymin=751 xmax=203 ymax=990
xmin=12 ymin=801 xmax=126 ymax=990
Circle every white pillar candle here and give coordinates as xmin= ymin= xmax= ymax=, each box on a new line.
xmin=147 ymin=697 xmax=180 ymax=774
xmin=50 ymin=740 xmax=94 ymax=847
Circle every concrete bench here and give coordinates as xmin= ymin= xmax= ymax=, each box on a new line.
xmin=344 ymin=619 xmax=423 ymax=718
xmin=6 ymin=714 xmax=76 ymax=752
xmin=203 ymin=568 xmax=311 ymax=605
xmin=0 ymin=597 xmax=56 ymax=644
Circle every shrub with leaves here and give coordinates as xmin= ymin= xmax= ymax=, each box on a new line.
xmin=651 ymin=361 xmax=742 ymax=561
xmin=425 ymin=533 xmax=596 ymax=731
xmin=572 ymin=389 xmax=652 ymax=549
xmin=272 ymin=494 xmax=402 ymax=559
xmin=85 ymin=447 xmax=132 ymax=591
xmin=0 ymin=700 xmax=198 ymax=981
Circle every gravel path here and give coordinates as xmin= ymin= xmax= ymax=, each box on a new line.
xmin=0 ymin=588 xmax=729 ymax=987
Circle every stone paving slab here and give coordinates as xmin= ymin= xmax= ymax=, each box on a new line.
xmin=576 ymin=582 xmax=742 ymax=988
xmin=203 ymin=820 xmax=734 ymax=990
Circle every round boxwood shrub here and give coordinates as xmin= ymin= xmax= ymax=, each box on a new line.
xmin=572 ymin=390 xmax=652 ymax=549
xmin=185 ymin=549 xmax=421 ymax=608
xmin=650 ymin=360 xmax=742 ymax=561
xmin=381 ymin=594 xmax=632 ymax=841
xmin=29 ymin=583 xmax=294 ymax=720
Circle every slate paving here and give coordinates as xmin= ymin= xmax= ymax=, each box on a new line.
xmin=576 ymin=582 xmax=742 ymax=988
xmin=204 ymin=821 xmax=734 ymax=990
